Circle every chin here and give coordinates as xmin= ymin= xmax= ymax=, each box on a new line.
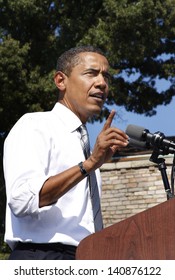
xmin=89 ymin=106 xmax=102 ymax=117
xmin=83 ymin=103 xmax=103 ymax=120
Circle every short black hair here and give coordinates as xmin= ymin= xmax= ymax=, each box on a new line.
xmin=56 ymin=45 xmax=105 ymax=76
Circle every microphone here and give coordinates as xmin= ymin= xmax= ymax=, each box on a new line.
xmin=128 ymin=138 xmax=149 ymax=149
xmin=126 ymin=124 xmax=175 ymax=154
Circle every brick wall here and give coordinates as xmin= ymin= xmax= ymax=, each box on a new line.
xmin=100 ymin=153 xmax=174 ymax=228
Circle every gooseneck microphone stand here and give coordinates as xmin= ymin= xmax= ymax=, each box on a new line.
xmin=149 ymin=146 xmax=175 ymax=200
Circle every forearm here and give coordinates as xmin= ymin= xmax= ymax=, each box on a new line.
xmin=39 ymin=159 xmax=95 ymax=207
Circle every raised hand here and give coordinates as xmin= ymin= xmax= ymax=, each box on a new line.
xmin=89 ymin=110 xmax=129 ymax=169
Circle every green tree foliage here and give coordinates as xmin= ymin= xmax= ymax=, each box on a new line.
xmin=79 ymin=0 xmax=175 ymax=117
xmin=0 ymin=0 xmax=175 ymax=246
xmin=1 ymin=0 xmax=175 ymax=132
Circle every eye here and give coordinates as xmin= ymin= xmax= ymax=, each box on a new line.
xmin=103 ymin=72 xmax=112 ymax=83
xmin=86 ymin=70 xmax=97 ymax=77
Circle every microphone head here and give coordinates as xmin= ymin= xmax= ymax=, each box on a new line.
xmin=128 ymin=138 xmax=148 ymax=149
xmin=126 ymin=124 xmax=147 ymax=141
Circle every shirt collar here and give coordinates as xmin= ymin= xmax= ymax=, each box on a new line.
xmin=51 ymin=102 xmax=83 ymax=133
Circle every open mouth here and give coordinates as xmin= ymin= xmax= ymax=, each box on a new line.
xmin=89 ymin=92 xmax=104 ymax=100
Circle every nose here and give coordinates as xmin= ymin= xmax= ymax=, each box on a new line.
xmin=95 ymin=73 xmax=108 ymax=89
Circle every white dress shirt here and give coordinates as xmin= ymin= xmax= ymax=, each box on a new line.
xmin=3 ymin=102 xmax=102 ymax=249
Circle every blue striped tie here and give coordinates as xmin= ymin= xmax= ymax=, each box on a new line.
xmin=78 ymin=124 xmax=103 ymax=232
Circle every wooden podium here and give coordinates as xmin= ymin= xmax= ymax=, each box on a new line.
xmin=76 ymin=198 xmax=175 ymax=259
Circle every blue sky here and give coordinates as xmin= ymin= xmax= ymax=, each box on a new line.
xmin=87 ymin=96 xmax=175 ymax=148
xmin=87 ymin=74 xmax=175 ymax=148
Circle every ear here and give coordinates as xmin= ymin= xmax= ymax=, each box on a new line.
xmin=54 ymin=71 xmax=66 ymax=91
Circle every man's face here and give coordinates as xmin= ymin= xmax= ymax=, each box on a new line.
xmin=62 ymin=52 xmax=110 ymax=123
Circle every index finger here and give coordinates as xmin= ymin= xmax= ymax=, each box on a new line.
xmin=102 ymin=110 xmax=116 ymax=131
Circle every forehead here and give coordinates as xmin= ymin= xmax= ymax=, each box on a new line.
xmin=75 ymin=52 xmax=109 ymax=71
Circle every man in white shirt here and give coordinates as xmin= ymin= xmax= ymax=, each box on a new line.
xmin=3 ymin=45 xmax=129 ymax=259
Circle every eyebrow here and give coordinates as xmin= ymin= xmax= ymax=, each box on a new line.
xmin=85 ymin=68 xmax=112 ymax=79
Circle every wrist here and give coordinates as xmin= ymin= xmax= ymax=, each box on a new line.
xmin=78 ymin=162 xmax=89 ymax=177
xmin=83 ymin=157 xmax=98 ymax=173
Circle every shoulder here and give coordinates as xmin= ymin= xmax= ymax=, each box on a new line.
xmin=6 ymin=111 xmax=55 ymax=142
